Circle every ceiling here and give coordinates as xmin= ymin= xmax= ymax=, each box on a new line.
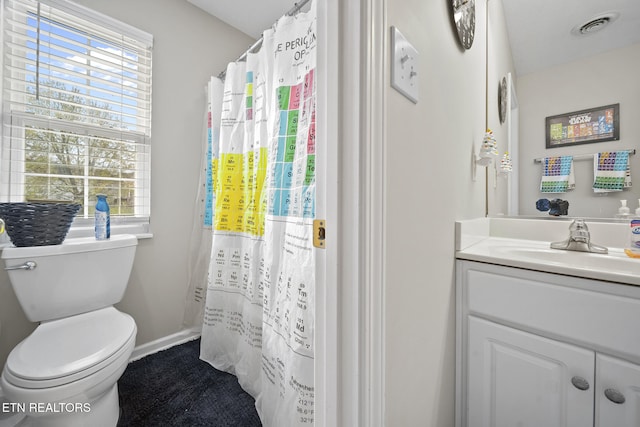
xmin=187 ymin=0 xmax=298 ymax=39
xmin=188 ymin=0 xmax=640 ymax=76
xmin=502 ymin=0 xmax=640 ymax=76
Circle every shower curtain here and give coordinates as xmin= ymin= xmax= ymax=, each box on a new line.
xmin=183 ymin=80 xmax=223 ymax=328
xmin=200 ymin=3 xmax=316 ymax=426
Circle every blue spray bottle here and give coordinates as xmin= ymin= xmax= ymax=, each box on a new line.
xmin=95 ymin=194 xmax=110 ymax=240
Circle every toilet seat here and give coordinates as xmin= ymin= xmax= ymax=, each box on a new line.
xmin=4 ymin=307 xmax=135 ymax=389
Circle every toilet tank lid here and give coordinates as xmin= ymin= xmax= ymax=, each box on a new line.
xmin=1 ymin=234 xmax=137 ymax=259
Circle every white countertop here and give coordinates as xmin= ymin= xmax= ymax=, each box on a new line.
xmin=456 ymin=217 xmax=640 ymax=286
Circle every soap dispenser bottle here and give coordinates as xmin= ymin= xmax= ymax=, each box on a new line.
xmin=635 ymin=199 xmax=640 ymax=217
xmin=616 ymin=199 xmax=631 ymax=218
xmin=625 ymin=218 xmax=640 ymax=258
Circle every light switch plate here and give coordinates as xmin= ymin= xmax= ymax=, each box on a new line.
xmin=391 ymin=26 xmax=419 ymax=104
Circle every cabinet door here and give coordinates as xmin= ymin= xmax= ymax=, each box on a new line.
xmin=468 ymin=316 xmax=594 ymax=427
xmin=596 ymin=354 xmax=640 ymax=427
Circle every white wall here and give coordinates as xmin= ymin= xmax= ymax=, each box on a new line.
xmin=517 ymin=43 xmax=640 ymax=218
xmin=0 ymin=0 xmax=253 ymax=367
xmin=383 ymin=0 xmax=512 ymax=425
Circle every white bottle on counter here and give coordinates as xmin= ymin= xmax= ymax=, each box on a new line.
xmin=625 ymin=218 xmax=640 ymax=258
xmin=615 ymin=199 xmax=631 ymax=219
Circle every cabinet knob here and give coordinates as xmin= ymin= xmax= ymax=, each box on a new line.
xmin=604 ymin=388 xmax=626 ymax=405
xmin=571 ymin=376 xmax=590 ymax=391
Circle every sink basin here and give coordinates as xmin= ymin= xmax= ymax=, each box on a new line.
xmin=494 ymin=246 xmax=637 ymax=273
xmin=456 ymin=236 xmax=640 ymax=286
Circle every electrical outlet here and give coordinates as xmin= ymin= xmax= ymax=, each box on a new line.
xmin=391 ymin=26 xmax=419 ymax=104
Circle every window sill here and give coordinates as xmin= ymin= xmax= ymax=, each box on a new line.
xmin=0 ymin=225 xmax=153 ymax=250
xmin=65 ymin=224 xmax=153 ymax=240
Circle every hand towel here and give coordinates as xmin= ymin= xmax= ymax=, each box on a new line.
xmin=540 ymin=156 xmax=575 ymax=193
xmin=593 ymin=151 xmax=631 ymax=192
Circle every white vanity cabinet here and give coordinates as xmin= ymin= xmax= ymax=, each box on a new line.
xmin=595 ymin=354 xmax=640 ymax=426
xmin=467 ymin=317 xmax=594 ymax=426
xmin=456 ymin=260 xmax=640 ymax=427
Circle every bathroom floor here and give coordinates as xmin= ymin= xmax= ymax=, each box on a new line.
xmin=117 ymin=338 xmax=261 ymax=426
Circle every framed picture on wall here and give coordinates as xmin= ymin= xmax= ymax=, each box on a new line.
xmin=545 ymin=103 xmax=620 ymax=148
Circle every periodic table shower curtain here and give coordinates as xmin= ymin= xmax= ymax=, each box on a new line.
xmin=199 ymin=3 xmax=316 ymax=426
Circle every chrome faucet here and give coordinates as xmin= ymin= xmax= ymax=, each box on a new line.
xmin=550 ymin=219 xmax=608 ymax=254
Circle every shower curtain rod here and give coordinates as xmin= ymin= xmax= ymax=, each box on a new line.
xmin=217 ymin=0 xmax=311 ymax=80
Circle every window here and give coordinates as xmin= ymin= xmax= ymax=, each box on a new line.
xmin=1 ymin=0 xmax=152 ymax=234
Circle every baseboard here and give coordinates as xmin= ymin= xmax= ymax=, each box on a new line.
xmin=129 ymin=326 xmax=202 ymax=362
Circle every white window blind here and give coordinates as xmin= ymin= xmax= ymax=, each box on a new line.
xmin=1 ymin=0 xmax=152 ymax=233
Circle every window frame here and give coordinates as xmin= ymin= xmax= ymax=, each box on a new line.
xmin=0 ymin=0 xmax=153 ymax=238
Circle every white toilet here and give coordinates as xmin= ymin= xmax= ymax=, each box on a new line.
xmin=1 ymin=235 xmax=138 ymax=427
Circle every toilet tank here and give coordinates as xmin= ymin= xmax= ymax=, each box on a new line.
xmin=1 ymin=235 xmax=137 ymax=322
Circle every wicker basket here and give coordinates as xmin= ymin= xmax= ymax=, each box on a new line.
xmin=0 ymin=203 xmax=81 ymax=247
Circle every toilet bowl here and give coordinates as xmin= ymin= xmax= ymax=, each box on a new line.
xmin=1 ymin=235 xmax=138 ymax=427
xmin=0 ymin=323 xmax=26 ymax=427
